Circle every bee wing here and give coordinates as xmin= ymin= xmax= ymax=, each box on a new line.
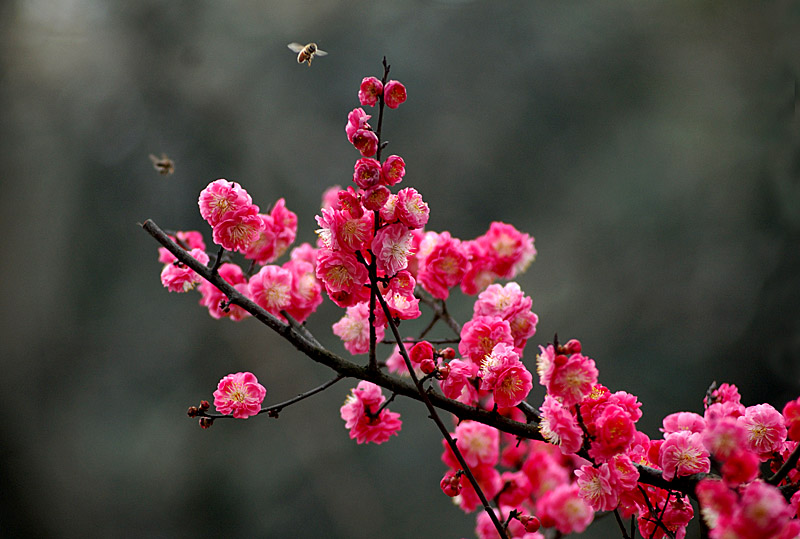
xmin=314 ymin=49 xmax=328 ymax=56
xmin=287 ymin=42 xmax=305 ymax=53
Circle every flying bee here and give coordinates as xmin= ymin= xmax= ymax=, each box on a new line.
xmin=287 ymin=42 xmax=327 ymax=66
xmin=149 ymin=153 xmax=175 ymax=176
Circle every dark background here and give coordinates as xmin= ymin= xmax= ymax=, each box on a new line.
xmin=2 ymin=1 xmax=799 ymax=537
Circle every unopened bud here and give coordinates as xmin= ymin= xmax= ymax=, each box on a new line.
xmin=439 ymin=347 xmax=456 ymax=360
xmin=554 ymin=354 xmax=568 ymax=367
xmin=564 ymin=339 xmax=582 ymax=354
xmin=420 ymin=358 xmax=436 ymax=375
xmin=518 ymin=515 xmax=541 ymax=533
xmin=437 ymin=364 xmax=450 ymax=380
xmin=199 ymin=417 xmax=214 ymax=429
xmin=187 ymin=406 xmax=199 ymax=418
xmin=439 ymin=473 xmax=461 ymax=497
xmin=199 ymin=400 xmax=210 ymax=411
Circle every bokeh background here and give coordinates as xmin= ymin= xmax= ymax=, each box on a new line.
xmin=2 ymin=0 xmax=799 ymax=537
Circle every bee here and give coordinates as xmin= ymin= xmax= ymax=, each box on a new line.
xmin=287 ymin=42 xmax=327 ymax=66
xmin=149 ymin=153 xmax=175 ymax=176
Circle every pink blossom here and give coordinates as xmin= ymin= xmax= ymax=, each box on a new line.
xmin=337 ymin=186 xmax=363 ymax=218
xmin=546 ymin=352 xmax=598 ymax=407
xmin=705 ymin=382 xmax=742 ymax=407
xmin=492 ymin=364 xmax=533 ymax=409
xmin=254 ymin=197 xmax=297 ymax=263
xmin=160 ymin=248 xmax=209 ymax=292
xmin=783 ymin=397 xmax=800 ymax=441
xmin=213 ymin=371 xmax=266 ymax=418
xmin=290 ymin=242 xmax=317 ymax=265
xmin=372 ymin=223 xmax=413 ymax=276
xmin=281 ymin=259 xmax=323 ymax=323
xmin=211 ymin=206 xmax=265 ymax=252
xmin=661 ymin=411 xmax=706 ymax=434
xmin=243 ymin=214 xmax=278 ymax=264
xmin=701 ymin=416 xmax=748 ymax=460
xmin=353 ymin=157 xmax=382 ymax=189
xmin=198 ymin=179 xmax=253 ymax=227
xmin=198 ymin=263 xmax=248 ymax=320
xmin=608 ymin=454 xmax=640 ymax=492
xmin=248 ymin=265 xmax=293 ymax=317
xmin=460 ymin=241 xmax=500 ymax=295
xmin=522 ymin=442 xmax=571 ymax=498
xmin=659 ymin=430 xmax=710 ymax=481
xmin=439 ymin=470 xmax=461 ymax=497
xmin=588 ymin=404 xmax=636 ymax=462
xmin=316 ymin=207 xmax=374 ymax=253
xmin=537 ymin=483 xmax=594 ymax=535
xmin=378 ymin=192 xmax=398 ymax=222
xmin=340 ymin=381 xmax=402 ymax=444
xmin=444 ymin=421 xmax=499 ymax=469
xmin=158 ymin=230 xmax=206 ymax=264
xmin=352 ymin=129 xmax=378 ymax=157
xmin=696 ymin=478 xmax=737 ymax=530
xmin=394 ymin=187 xmax=429 ymax=229
xmin=539 ymin=394 xmax=583 ymax=454
xmin=332 ymin=302 xmax=384 ymax=355
xmin=458 ymin=315 xmax=514 ymax=366
xmin=704 ymin=400 xmax=745 ymax=423
xmin=721 ymin=449 xmax=759 ymax=485
xmin=345 ymin=108 xmax=371 ymax=142
xmin=320 ymin=184 xmax=342 ymax=211
xmin=381 ymin=155 xmax=405 ymax=186
xmin=417 ymin=231 xmax=469 ymax=300
xmin=439 ymin=358 xmax=478 ymax=404
xmin=738 ymin=403 xmax=787 ymax=458
xmin=730 ymin=481 xmax=793 ymax=538
xmin=382 ymin=287 xmax=420 ymax=321
xmin=497 ymin=471 xmax=533 ymax=508
xmin=362 ymin=185 xmax=390 ymax=212
xmin=575 ymin=463 xmax=619 ymax=511
xmin=535 ymin=344 xmax=556 ymax=387
xmin=478 ymin=343 xmax=533 ymax=408
xmin=454 ymin=464 xmax=502 ymax=513
xmin=315 ymin=248 xmax=368 ymax=296
xmin=358 ymin=76 xmax=383 ymax=107
xmin=383 ymin=79 xmax=407 ymax=109
xmin=473 ymin=282 xmax=538 ymax=351
xmin=474 ymin=221 xmax=536 ymax=279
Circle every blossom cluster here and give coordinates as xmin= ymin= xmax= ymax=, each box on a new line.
xmin=154 ymin=67 xmax=800 ymax=539
xmin=157 ymin=178 xmax=324 ymax=325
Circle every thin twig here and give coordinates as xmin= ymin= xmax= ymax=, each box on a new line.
xmin=200 ymin=374 xmax=345 ymax=419
xmin=374 ymin=284 xmax=508 ymax=538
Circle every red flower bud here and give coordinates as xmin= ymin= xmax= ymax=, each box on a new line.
xmin=439 ymin=347 xmax=456 ymax=360
xmin=565 ymin=339 xmax=582 ymax=354
xmin=199 ymin=417 xmax=214 ymax=429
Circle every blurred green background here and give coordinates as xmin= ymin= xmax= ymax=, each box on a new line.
xmin=2 ymin=0 xmax=799 ymax=537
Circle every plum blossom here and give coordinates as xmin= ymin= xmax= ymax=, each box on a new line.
xmin=372 ymin=223 xmax=413 ymax=276
xmin=358 ymin=76 xmax=383 ymax=107
xmin=383 ymin=79 xmax=407 ymax=109
xmin=458 ymin=315 xmax=514 ymax=366
xmin=213 ymin=372 xmax=267 ymax=418
xmin=248 ymin=265 xmax=293 ymax=318
xmin=340 ymin=381 xmax=402 ymax=444
xmin=198 ymin=263 xmax=250 ymax=320
xmin=198 ymin=179 xmax=253 ymax=227
xmin=537 ymin=483 xmax=594 ymax=535
xmin=739 ymin=403 xmax=787 ymax=458
xmin=381 ymin=155 xmax=405 ymax=186
xmin=160 ymin=248 xmax=209 ymax=292
xmin=332 ymin=302 xmax=384 ymax=355
xmin=417 ymin=231 xmax=469 ymax=300
xmin=659 ymin=430 xmax=710 ymax=481
xmin=394 ymin=187 xmax=429 ymax=229
xmin=539 ymin=394 xmax=583 ymax=454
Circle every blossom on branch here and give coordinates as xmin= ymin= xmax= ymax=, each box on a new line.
xmin=213 ymin=372 xmax=267 ymax=418
xmin=340 ymin=381 xmax=401 ymax=444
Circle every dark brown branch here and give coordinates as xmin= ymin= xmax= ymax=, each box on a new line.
xmin=767 ymin=440 xmax=800 ymax=487
xmin=141 ymin=219 xmax=702 ymax=501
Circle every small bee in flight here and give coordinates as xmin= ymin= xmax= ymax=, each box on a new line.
xmin=287 ymin=42 xmax=327 ymax=66
xmin=149 ymin=153 xmax=175 ymax=176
